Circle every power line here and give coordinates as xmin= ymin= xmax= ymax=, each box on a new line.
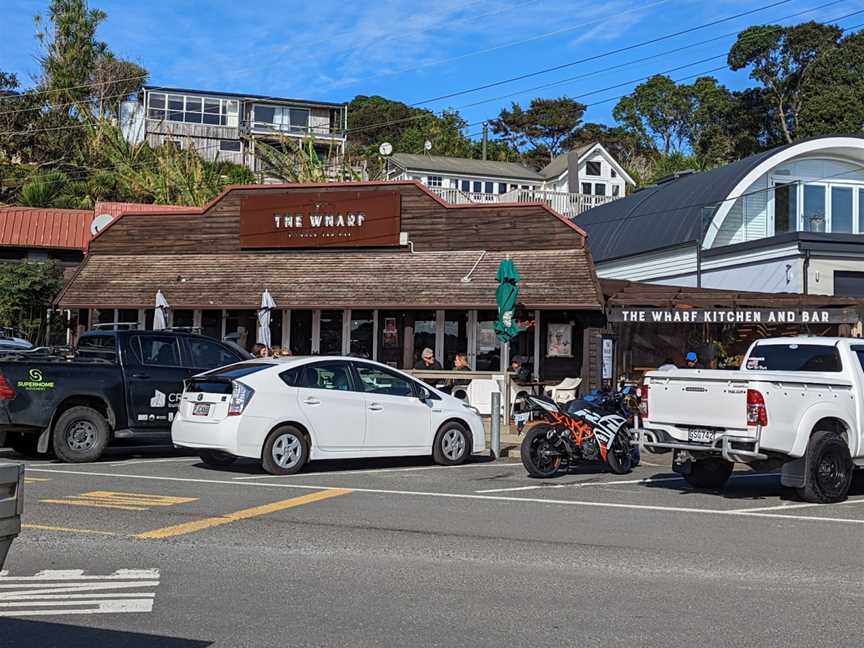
xmin=1 ymin=16 xmax=861 ymax=190
xmin=410 ymin=0 xmax=798 ymax=106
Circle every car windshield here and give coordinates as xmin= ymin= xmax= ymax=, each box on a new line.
xmin=744 ymin=344 xmax=842 ymax=372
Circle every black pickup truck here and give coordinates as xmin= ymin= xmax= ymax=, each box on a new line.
xmin=0 ymin=330 xmax=250 ymax=462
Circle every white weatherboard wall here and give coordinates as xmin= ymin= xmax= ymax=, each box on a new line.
xmin=595 ymin=247 xmax=697 ymax=283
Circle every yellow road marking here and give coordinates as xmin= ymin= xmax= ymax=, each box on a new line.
xmin=40 ymin=491 xmax=197 ymax=511
xmin=22 ymin=524 xmax=118 ymax=536
xmin=136 ymin=488 xmax=351 ymax=540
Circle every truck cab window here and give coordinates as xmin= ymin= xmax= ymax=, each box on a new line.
xmin=135 ymin=336 xmax=181 ymax=367
xmin=188 ymin=339 xmax=239 ymax=369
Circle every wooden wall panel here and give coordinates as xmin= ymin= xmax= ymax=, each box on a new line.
xmin=88 ymin=183 xmax=587 ymax=256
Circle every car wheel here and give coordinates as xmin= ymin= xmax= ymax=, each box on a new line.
xmin=261 ymin=426 xmax=309 ymax=475
xmin=197 ymin=450 xmax=237 ymax=467
xmin=682 ymin=458 xmax=734 ymax=490
xmin=52 ymin=406 xmax=110 ymax=463
xmin=796 ymin=430 xmax=853 ymax=504
xmin=433 ymin=422 xmax=470 ymax=466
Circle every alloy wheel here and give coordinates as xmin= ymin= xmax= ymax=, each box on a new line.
xmin=441 ymin=428 xmax=466 ymax=461
xmin=272 ymin=433 xmax=302 ymax=469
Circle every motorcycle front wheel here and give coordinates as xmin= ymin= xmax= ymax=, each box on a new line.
xmin=606 ymin=430 xmax=635 ymax=475
xmin=520 ymin=424 xmax=562 ymax=478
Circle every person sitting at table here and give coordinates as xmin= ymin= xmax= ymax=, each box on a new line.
xmin=414 ymin=347 xmax=442 ymax=370
xmin=509 ymin=356 xmax=531 ymax=383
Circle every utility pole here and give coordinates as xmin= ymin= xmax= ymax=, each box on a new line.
xmin=481 ymin=122 xmax=488 ymax=161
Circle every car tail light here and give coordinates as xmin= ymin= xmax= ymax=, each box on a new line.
xmin=227 ymin=381 xmax=254 ymax=416
xmin=0 ymin=372 xmax=15 ymax=401
xmin=637 ymin=384 xmax=649 ymax=418
xmin=746 ymin=389 xmax=767 ymax=427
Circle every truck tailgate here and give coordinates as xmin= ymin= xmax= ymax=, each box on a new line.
xmin=647 ymin=370 xmax=749 ymax=429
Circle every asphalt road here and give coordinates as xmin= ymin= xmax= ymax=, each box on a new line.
xmin=3 ymin=444 xmax=864 ymax=647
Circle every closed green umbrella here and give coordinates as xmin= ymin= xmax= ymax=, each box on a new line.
xmin=495 ymin=257 xmax=521 ymax=343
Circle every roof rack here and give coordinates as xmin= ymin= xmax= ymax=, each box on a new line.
xmin=91 ymin=322 xmax=141 ymax=330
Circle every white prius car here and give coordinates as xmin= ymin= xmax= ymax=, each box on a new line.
xmin=171 ymin=357 xmax=486 ymax=474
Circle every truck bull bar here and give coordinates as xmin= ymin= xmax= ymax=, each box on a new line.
xmin=638 ymin=427 xmax=768 ymax=462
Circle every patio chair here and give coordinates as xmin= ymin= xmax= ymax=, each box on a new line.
xmin=544 ymin=377 xmax=581 ymax=404
xmin=466 ymin=379 xmax=501 ymax=415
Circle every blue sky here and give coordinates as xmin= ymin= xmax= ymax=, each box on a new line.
xmin=3 ymin=0 xmax=862 ymax=140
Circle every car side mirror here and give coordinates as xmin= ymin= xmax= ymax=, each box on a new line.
xmin=418 ymin=387 xmax=432 ymax=403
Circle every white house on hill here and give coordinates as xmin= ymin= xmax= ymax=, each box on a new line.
xmin=385 ymin=143 xmax=633 ymax=217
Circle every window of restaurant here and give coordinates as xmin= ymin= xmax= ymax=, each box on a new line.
xmin=444 ymin=311 xmax=469 ymax=370
xmin=350 ymin=310 xmax=374 ymax=359
xmin=475 ymin=310 xmax=501 ymax=371
xmin=201 ymin=310 xmax=221 ymax=339
xmin=541 ymin=311 xmax=582 ymax=381
xmin=172 ymin=310 xmax=194 ymax=330
xmin=117 ymin=309 xmax=139 ymax=328
xmin=319 ymin=310 xmax=343 ymax=355
xmin=413 ymin=311 xmax=437 ymax=367
xmin=291 ymin=310 xmax=313 ymax=355
xmin=265 ymin=309 xmax=283 ymax=349
xmin=377 ymin=311 xmax=404 ymax=368
xmin=225 ymin=310 xmax=257 ymax=351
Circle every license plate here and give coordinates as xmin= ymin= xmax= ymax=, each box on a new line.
xmin=193 ymin=403 xmax=211 ymax=417
xmin=688 ymin=428 xmax=716 ymax=443
xmin=514 ymin=412 xmax=530 ymax=424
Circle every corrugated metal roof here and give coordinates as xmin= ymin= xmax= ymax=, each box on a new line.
xmin=0 ymin=202 xmax=196 ymax=252
xmin=574 ymin=147 xmax=786 ymax=263
xmin=0 ymin=207 xmax=92 ymax=251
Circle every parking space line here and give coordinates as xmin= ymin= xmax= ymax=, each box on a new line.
xmin=729 ymin=497 xmax=864 ymax=514
xmin=136 ymin=488 xmax=352 ymax=539
xmin=27 ymin=467 xmax=864 ymax=527
xmin=40 ymin=491 xmax=198 ymax=511
xmin=22 ymin=524 xmax=118 ymax=536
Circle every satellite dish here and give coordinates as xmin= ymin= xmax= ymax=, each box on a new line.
xmin=378 ymin=142 xmax=393 ymax=156
xmin=90 ymin=213 xmax=114 ymax=236
xmin=424 ymin=140 xmax=432 ymax=152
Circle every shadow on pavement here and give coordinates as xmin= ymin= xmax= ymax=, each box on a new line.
xmin=193 ymin=453 xmax=498 ymax=477
xmin=0 ymin=618 xmax=210 ymax=648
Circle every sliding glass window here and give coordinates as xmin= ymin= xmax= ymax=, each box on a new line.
xmin=831 ymin=186 xmax=854 ymax=233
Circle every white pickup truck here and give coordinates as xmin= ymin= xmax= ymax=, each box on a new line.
xmin=640 ymin=337 xmax=864 ymax=503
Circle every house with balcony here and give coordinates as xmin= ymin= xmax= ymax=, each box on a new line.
xmin=384 ymin=142 xmax=633 ymax=217
xmin=121 ymin=86 xmax=348 ymax=176
xmin=576 ymin=136 xmax=864 ymax=297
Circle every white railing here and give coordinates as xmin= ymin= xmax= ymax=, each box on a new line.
xmin=429 ymin=187 xmax=617 ymax=217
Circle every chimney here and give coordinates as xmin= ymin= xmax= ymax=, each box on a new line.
xmin=566 ymin=148 xmax=581 ymax=193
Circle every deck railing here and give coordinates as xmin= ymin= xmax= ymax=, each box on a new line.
xmin=429 ymin=187 xmax=616 ymax=217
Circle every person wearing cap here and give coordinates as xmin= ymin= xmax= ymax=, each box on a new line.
xmin=414 ymin=348 xmax=442 ymax=370
xmin=685 ymin=351 xmax=703 ymax=369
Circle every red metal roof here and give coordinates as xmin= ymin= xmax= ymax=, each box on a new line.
xmin=0 ymin=202 xmax=196 ymax=253
xmin=0 ymin=207 xmax=92 ymax=251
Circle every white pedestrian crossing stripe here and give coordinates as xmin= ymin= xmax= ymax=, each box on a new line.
xmin=0 ymin=569 xmax=160 ymax=616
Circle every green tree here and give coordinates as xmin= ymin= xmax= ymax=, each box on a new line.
xmin=88 ymin=52 xmax=148 ymax=119
xmin=0 ymin=261 xmax=65 ymax=343
xmin=36 ymin=0 xmax=108 ymax=112
xmin=798 ymin=31 xmax=864 ymax=139
xmin=727 ymin=21 xmax=842 ymax=143
xmin=613 ymin=75 xmax=690 ymax=154
xmin=491 ymin=97 xmax=586 ymax=161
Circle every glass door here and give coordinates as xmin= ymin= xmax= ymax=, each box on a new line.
xmin=319 ymin=310 xmax=343 ymax=356
xmin=802 ymin=184 xmax=827 ymax=232
xmin=830 ymin=185 xmax=854 ymax=233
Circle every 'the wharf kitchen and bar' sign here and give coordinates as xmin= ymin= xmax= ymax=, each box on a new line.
xmin=240 ymin=190 xmax=401 ymax=248
xmin=607 ymin=307 xmax=860 ymax=324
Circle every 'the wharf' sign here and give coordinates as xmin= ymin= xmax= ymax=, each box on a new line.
xmin=240 ymin=190 xmax=401 ymax=248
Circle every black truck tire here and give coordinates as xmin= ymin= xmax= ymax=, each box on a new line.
xmin=52 ymin=406 xmax=110 ymax=463
xmin=683 ymin=458 xmax=734 ymax=490
xmin=796 ymin=430 xmax=853 ymax=504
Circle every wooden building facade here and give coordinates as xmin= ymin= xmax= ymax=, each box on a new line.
xmin=57 ymin=181 xmax=605 ymax=381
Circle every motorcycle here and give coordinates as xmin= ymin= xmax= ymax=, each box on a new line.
xmin=517 ymin=387 xmax=640 ymax=478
